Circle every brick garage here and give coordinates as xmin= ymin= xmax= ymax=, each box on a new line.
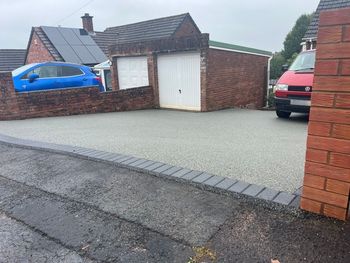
xmin=301 ymin=7 xmax=350 ymax=221
xmin=109 ymin=34 xmax=271 ymax=112
xmin=0 ymin=72 xmax=154 ymax=120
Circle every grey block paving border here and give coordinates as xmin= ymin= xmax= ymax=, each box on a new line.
xmin=0 ymin=133 xmax=301 ymax=209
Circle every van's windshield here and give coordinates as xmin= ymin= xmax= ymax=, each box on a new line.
xmin=289 ymin=51 xmax=316 ymax=71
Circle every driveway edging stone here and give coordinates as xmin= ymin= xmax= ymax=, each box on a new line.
xmin=0 ymin=133 xmax=300 ymax=209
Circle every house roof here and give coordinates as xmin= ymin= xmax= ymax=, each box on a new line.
xmin=303 ymin=0 xmax=350 ymax=40
xmin=209 ymin=40 xmax=272 ymax=57
xmin=0 ymin=49 xmax=26 ymax=71
xmin=92 ymin=13 xmax=197 ymax=54
xmin=29 ymin=26 xmax=107 ymax=65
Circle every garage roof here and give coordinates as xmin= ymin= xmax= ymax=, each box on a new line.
xmin=209 ymin=40 xmax=272 ymax=57
xmin=303 ymin=0 xmax=350 ymax=40
xmin=92 ymin=13 xmax=198 ymax=54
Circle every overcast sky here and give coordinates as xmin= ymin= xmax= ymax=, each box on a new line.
xmin=0 ymin=0 xmax=319 ymax=52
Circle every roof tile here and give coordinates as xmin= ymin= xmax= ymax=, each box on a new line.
xmin=304 ymin=0 xmax=350 ymax=40
xmin=0 ymin=49 xmax=26 ymax=71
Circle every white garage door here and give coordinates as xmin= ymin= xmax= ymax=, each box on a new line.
xmin=117 ymin=56 xmax=149 ymax=90
xmin=157 ymin=52 xmax=201 ymax=111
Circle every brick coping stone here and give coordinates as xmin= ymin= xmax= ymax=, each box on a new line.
xmin=0 ymin=133 xmax=301 ymax=210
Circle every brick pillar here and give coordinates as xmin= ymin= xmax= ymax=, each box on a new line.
xmin=301 ymin=8 xmax=350 ymax=221
xmin=110 ymin=56 xmax=120 ymax=91
xmin=0 ymin=72 xmax=20 ymax=120
xmin=200 ymin=34 xmax=209 ymax=112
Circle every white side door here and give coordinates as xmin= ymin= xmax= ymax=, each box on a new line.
xmin=117 ymin=56 xmax=149 ymax=90
xmin=157 ymin=52 xmax=201 ymax=111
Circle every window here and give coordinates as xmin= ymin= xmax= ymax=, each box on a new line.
xmin=104 ymin=70 xmax=112 ymax=91
xmin=59 ymin=66 xmax=83 ymax=77
xmin=289 ymin=51 xmax=315 ymax=71
xmin=37 ymin=66 xmax=59 ymax=78
xmin=21 ymin=67 xmax=41 ymax=79
xmin=22 ymin=66 xmax=59 ymax=79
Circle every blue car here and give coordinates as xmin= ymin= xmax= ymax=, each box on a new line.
xmin=12 ymin=62 xmax=104 ymax=92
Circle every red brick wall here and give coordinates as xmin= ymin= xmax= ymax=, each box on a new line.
xmin=205 ymin=48 xmax=269 ymax=111
xmin=0 ymin=72 xmax=154 ymax=120
xmin=173 ymin=16 xmax=201 ymax=38
xmin=301 ymin=7 xmax=350 ymax=221
xmin=26 ymin=31 xmax=55 ymax=64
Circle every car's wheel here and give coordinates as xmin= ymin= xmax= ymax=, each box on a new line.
xmin=276 ymin=110 xmax=291 ymax=118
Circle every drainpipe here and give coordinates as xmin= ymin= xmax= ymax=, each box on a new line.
xmin=266 ymin=56 xmax=272 ymax=108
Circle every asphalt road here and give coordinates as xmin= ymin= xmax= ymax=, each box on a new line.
xmin=0 ymin=109 xmax=308 ymax=192
xmin=0 ymin=144 xmax=349 ymax=262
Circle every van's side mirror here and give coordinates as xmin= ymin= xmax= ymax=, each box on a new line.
xmin=281 ymin=64 xmax=289 ymax=72
xmin=29 ymin=73 xmax=39 ymax=83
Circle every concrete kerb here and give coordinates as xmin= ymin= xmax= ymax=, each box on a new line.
xmin=0 ymin=133 xmax=301 ymax=211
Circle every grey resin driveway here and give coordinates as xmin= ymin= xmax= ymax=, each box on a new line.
xmin=0 ymin=109 xmax=308 ymax=192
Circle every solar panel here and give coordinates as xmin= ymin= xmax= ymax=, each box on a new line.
xmin=58 ymin=28 xmax=82 ymax=45
xmin=71 ymin=45 xmax=95 ymax=64
xmin=42 ymin=26 xmax=107 ymax=64
xmin=54 ymin=45 xmax=82 ymax=64
xmin=42 ymin=26 xmax=66 ymax=45
xmin=85 ymin=45 xmax=108 ymax=62
xmin=73 ymin=29 xmax=96 ymax=45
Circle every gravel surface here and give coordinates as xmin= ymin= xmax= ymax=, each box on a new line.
xmin=0 ymin=109 xmax=308 ymax=192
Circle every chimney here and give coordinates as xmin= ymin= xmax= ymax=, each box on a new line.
xmin=81 ymin=13 xmax=94 ymax=33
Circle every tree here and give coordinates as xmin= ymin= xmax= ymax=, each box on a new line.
xmin=282 ymin=14 xmax=313 ymax=60
xmin=270 ymin=13 xmax=313 ymax=80
xmin=270 ymin=52 xmax=286 ymax=80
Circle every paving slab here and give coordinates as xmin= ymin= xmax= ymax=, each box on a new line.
xmin=181 ymin=170 xmax=202 ymax=180
xmin=144 ymin=162 xmax=166 ymax=172
xmin=192 ymin=173 xmax=213 ymax=183
xmin=257 ymin=188 xmax=280 ymax=201
xmin=203 ymin=176 xmax=225 ymax=187
xmin=273 ymin=192 xmax=296 ymax=206
xmin=172 ymin=168 xmax=191 ymax=178
xmin=162 ymin=166 xmax=183 ymax=176
xmin=228 ymin=181 xmax=250 ymax=193
xmin=242 ymin=184 xmax=265 ymax=197
xmin=153 ymin=164 xmax=173 ymax=174
xmin=215 ymin=178 xmax=237 ymax=190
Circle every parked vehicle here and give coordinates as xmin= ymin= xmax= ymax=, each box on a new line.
xmin=12 ymin=62 xmax=103 ymax=92
xmin=274 ymin=50 xmax=315 ymax=118
xmin=93 ymin=60 xmax=113 ymax=92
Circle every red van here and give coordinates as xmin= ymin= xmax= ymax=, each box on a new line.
xmin=274 ymin=50 xmax=315 ymax=118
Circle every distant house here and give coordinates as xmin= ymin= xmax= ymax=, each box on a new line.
xmin=302 ymin=0 xmax=350 ymax=50
xmin=0 ymin=49 xmax=26 ymax=71
xmin=25 ymin=23 xmax=107 ymax=66
xmin=24 ymin=12 xmax=272 ymax=111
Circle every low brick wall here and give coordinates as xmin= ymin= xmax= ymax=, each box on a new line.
xmin=301 ymin=7 xmax=350 ymax=221
xmin=0 ymin=72 xmax=155 ymax=120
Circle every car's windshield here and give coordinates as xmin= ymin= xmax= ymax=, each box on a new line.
xmin=289 ymin=51 xmax=316 ymax=71
xmin=12 ymin=63 xmax=39 ymax=76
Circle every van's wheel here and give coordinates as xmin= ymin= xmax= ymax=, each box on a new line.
xmin=276 ymin=110 xmax=291 ymax=118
